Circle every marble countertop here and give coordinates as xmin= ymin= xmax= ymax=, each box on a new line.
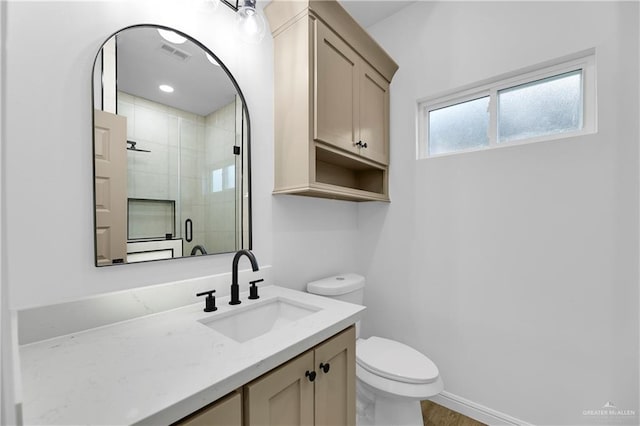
xmin=19 ymin=286 xmax=365 ymax=425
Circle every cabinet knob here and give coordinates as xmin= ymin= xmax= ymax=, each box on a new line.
xmin=355 ymin=140 xmax=368 ymax=149
xmin=319 ymin=362 xmax=330 ymax=373
xmin=305 ymin=370 xmax=317 ymax=382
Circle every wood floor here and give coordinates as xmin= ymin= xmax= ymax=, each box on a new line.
xmin=421 ymin=400 xmax=487 ymax=426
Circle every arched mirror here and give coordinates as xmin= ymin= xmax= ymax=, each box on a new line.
xmin=92 ymin=25 xmax=251 ymax=266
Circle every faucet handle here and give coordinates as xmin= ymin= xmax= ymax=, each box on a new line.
xmin=248 ymin=279 xmax=264 ymax=300
xmin=196 ymin=290 xmax=217 ymax=312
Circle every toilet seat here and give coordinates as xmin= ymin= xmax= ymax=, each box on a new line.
xmin=356 ymin=363 xmax=443 ymax=400
xmin=306 ymin=273 xmax=444 ymax=424
xmin=356 ymin=336 xmax=439 ymax=384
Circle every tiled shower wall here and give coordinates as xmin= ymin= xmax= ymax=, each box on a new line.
xmin=118 ymin=92 xmax=238 ymax=255
xmin=204 ymin=100 xmax=238 ymax=254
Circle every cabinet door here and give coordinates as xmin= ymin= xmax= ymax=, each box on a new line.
xmin=358 ymin=63 xmax=390 ymax=165
xmin=245 ymin=351 xmax=315 ymax=426
xmin=175 ymin=390 xmax=242 ymax=426
xmin=314 ymin=326 xmax=356 ymax=426
xmin=315 ymin=21 xmax=359 ymax=156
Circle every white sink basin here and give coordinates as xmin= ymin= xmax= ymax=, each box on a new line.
xmin=199 ymin=297 xmax=321 ymax=343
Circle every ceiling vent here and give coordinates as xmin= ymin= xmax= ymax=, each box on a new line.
xmin=159 ymin=43 xmax=191 ymax=62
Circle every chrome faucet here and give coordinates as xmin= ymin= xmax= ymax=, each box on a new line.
xmin=230 ymin=249 xmax=259 ymax=305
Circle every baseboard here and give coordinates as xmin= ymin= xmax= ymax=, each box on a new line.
xmin=429 ymin=391 xmax=534 ymax=426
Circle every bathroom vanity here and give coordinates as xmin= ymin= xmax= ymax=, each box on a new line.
xmin=18 ymin=286 xmax=364 ymax=425
xmin=178 ymin=326 xmax=355 ymax=425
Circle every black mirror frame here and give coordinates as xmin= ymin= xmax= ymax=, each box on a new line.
xmin=90 ymin=24 xmax=253 ymax=267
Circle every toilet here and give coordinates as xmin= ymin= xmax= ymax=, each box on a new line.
xmin=307 ymin=273 xmax=443 ymax=426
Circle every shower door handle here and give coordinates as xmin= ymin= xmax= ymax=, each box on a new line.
xmin=185 ymin=219 xmax=193 ymax=242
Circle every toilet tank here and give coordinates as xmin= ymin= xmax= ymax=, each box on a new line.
xmin=307 ymin=274 xmax=365 ymax=338
xmin=307 ymin=273 xmax=365 ymax=304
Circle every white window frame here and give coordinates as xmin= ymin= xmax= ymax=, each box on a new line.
xmin=417 ymin=50 xmax=597 ymax=159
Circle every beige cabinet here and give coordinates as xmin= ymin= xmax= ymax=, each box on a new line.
xmin=357 ymin=62 xmax=390 ymax=165
xmin=174 ymin=327 xmax=356 ymax=425
xmin=243 ymin=351 xmax=315 ymax=425
xmin=315 ymin=21 xmax=389 ymax=166
xmin=175 ymin=390 xmax=242 ymax=426
xmin=245 ymin=326 xmax=356 ymax=426
xmin=266 ymin=0 xmax=397 ymax=202
xmin=311 ymin=326 xmax=356 ymax=425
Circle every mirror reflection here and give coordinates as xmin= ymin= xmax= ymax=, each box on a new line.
xmin=92 ymin=25 xmax=251 ymax=266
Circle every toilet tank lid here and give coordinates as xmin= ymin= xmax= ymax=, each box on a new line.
xmin=307 ymin=273 xmax=365 ymax=296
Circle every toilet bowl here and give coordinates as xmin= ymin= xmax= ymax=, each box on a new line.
xmin=307 ymin=274 xmax=443 ymax=426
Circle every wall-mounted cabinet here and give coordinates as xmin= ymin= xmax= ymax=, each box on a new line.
xmin=265 ymin=0 xmax=398 ymax=202
xmin=315 ymin=21 xmax=390 ymax=166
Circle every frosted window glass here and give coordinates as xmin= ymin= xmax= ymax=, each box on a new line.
xmin=498 ymin=70 xmax=582 ymax=143
xmin=428 ymin=97 xmax=489 ymax=155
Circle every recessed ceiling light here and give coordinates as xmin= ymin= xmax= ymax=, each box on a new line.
xmin=157 ymin=29 xmax=187 ymax=44
xmin=159 ymin=84 xmax=174 ymax=93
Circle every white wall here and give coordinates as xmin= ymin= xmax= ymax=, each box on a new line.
xmin=4 ymin=0 xmax=359 ymax=309
xmin=360 ymin=2 xmax=639 ymax=425
xmin=1 ymin=0 xmax=19 ymax=422
xmin=7 ymin=1 xmax=637 ymax=425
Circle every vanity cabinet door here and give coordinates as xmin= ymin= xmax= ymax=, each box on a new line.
xmin=244 ymin=351 xmax=315 ymax=426
xmin=175 ymin=390 xmax=242 ymax=426
xmin=244 ymin=326 xmax=356 ymax=426
xmin=314 ymin=326 xmax=356 ymax=426
xmin=315 ymin=20 xmax=360 ymax=156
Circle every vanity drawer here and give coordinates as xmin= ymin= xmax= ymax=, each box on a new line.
xmin=174 ymin=390 xmax=242 ymax=426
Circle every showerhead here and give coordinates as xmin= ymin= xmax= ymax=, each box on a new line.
xmin=127 ymin=140 xmax=151 ymax=153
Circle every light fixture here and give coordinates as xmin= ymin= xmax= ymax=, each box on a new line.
xmin=219 ymin=0 xmax=239 ymax=11
xmin=157 ymin=29 xmax=187 ymax=44
xmin=235 ymin=0 xmax=266 ymax=44
xmin=159 ymin=84 xmax=174 ymax=93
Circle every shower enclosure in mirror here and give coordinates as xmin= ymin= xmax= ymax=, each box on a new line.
xmin=92 ymin=25 xmax=251 ymax=266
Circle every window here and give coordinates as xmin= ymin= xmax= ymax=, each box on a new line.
xmin=418 ymin=52 xmax=596 ymax=158
xmin=429 ymin=96 xmax=490 ymax=155
xmin=211 ymin=165 xmax=235 ymax=192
